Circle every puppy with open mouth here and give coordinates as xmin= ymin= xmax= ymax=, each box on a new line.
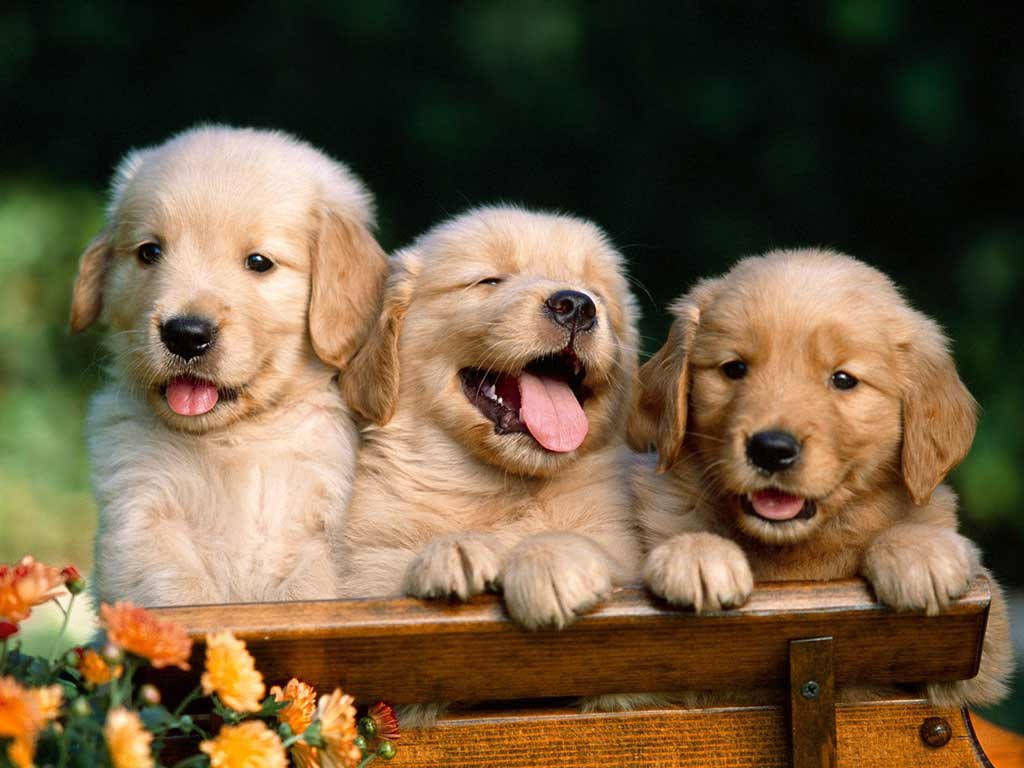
xmin=73 ymin=126 xmax=387 ymax=607
xmin=630 ymin=248 xmax=1011 ymax=706
xmin=335 ymin=206 xmax=642 ymax=633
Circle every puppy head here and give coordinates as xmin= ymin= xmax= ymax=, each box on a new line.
xmin=632 ymin=249 xmax=976 ymax=545
xmin=344 ymin=206 xmax=640 ymax=477
xmin=70 ymin=125 xmax=386 ymax=433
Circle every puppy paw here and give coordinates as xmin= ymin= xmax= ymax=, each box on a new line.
xmin=644 ymin=532 xmax=753 ymax=612
xmin=862 ymin=526 xmax=978 ymax=615
xmin=501 ymin=532 xmax=614 ymax=630
xmin=402 ymin=533 xmax=501 ymax=601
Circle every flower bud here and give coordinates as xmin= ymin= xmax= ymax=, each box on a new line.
xmin=358 ymin=715 xmax=377 ymax=738
xmin=61 ymin=566 xmax=86 ymax=595
xmin=101 ymin=642 xmax=123 ymax=664
xmin=0 ymin=621 xmax=18 ymax=640
xmin=378 ymin=740 xmax=397 ymax=760
xmin=354 ymin=735 xmax=367 ymax=752
xmin=139 ymin=684 xmax=161 ymax=706
xmin=71 ymin=697 xmax=91 ymax=717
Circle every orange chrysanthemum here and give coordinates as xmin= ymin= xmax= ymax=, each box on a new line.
xmin=201 ymin=631 xmax=265 ymax=713
xmin=317 ymin=689 xmax=361 ymax=768
xmin=80 ymin=648 xmax=122 ymax=686
xmin=101 ymin=602 xmax=192 ymax=670
xmin=0 ymin=556 xmax=67 ymax=623
xmin=104 ymin=708 xmax=154 ymax=768
xmin=270 ymin=678 xmax=317 ymax=735
xmin=30 ymin=685 xmax=62 ymax=722
xmin=0 ymin=676 xmax=43 ymax=768
xmin=200 ymin=720 xmax=287 ymax=768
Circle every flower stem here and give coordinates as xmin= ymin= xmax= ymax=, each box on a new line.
xmin=1 ymin=638 xmax=8 ymax=672
xmin=173 ymin=683 xmax=204 ymax=718
xmin=281 ymin=733 xmax=302 ymax=749
xmin=357 ymin=755 xmax=378 ymax=768
xmin=49 ymin=594 xmax=76 ymax=663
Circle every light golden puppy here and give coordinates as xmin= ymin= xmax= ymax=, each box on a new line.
xmin=630 ymin=248 xmax=1011 ymax=706
xmin=72 ymin=125 xmax=387 ymax=606
xmin=336 ymin=206 xmax=642 ymax=633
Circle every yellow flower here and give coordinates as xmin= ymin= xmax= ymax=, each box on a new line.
xmin=270 ymin=678 xmax=317 ymax=735
xmin=80 ymin=648 xmax=122 ymax=686
xmin=104 ymin=708 xmax=154 ymax=768
xmin=200 ymin=720 xmax=287 ymax=768
xmin=317 ymin=689 xmax=361 ymax=768
xmin=201 ymin=631 xmax=265 ymax=712
xmin=101 ymin=602 xmax=193 ymax=670
xmin=290 ymin=742 xmax=320 ymax=768
xmin=0 ymin=556 xmax=66 ymax=623
xmin=30 ymin=685 xmax=62 ymax=722
xmin=0 ymin=677 xmax=43 ymax=768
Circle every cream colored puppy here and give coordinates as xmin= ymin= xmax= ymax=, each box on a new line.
xmin=72 ymin=126 xmax=387 ymax=607
xmin=630 ymin=248 xmax=1011 ymax=706
xmin=336 ymin=206 xmax=642 ymax=631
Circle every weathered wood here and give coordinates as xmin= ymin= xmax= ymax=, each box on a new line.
xmin=790 ymin=637 xmax=837 ymax=768
xmin=149 ymin=578 xmax=991 ymax=705
xmin=380 ymin=700 xmax=990 ymax=767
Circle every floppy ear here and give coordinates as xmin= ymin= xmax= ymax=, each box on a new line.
xmin=628 ymin=296 xmax=701 ymax=472
xmin=898 ymin=319 xmax=978 ymax=505
xmin=309 ymin=209 xmax=390 ymax=370
xmin=69 ymin=231 xmax=113 ymax=333
xmin=339 ymin=251 xmax=419 ymax=426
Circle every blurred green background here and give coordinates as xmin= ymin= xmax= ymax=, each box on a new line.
xmin=1 ymin=0 xmax=1021 ymax=727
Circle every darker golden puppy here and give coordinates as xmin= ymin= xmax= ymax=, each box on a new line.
xmin=630 ymin=248 xmax=1011 ymax=706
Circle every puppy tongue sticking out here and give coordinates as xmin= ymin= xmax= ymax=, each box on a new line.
xmin=166 ymin=376 xmax=219 ymax=416
xmin=750 ymin=489 xmax=806 ymax=521
xmin=518 ymin=371 xmax=588 ymax=453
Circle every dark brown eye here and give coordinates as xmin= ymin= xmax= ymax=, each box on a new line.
xmin=831 ymin=370 xmax=858 ymax=390
xmin=721 ymin=360 xmax=748 ymax=380
xmin=137 ymin=243 xmax=162 ymax=265
xmin=476 ymin=277 xmax=503 ymax=286
xmin=245 ymin=253 xmax=274 ymax=272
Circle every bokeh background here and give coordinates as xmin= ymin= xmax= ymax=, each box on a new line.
xmin=1 ymin=0 xmax=1021 ymax=727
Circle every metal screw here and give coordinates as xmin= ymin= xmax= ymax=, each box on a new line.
xmin=920 ymin=717 xmax=952 ymax=748
xmin=800 ymin=680 xmax=820 ymax=700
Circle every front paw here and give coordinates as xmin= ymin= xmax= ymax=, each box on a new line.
xmin=402 ymin=533 xmax=501 ymax=600
xmin=502 ymin=532 xmax=614 ymax=630
xmin=644 ymin=532 xmax=753 ymax=612
xmin=862 ymin=526 xmax=977 ymax=615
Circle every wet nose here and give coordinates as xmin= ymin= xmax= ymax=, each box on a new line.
xmin=545 ymin=290 xmax=597 ymax=332
xmin=160 ymin=315 xmax=215 ymax=361
xmin=746 ymin=430 xmax=801 ymax=473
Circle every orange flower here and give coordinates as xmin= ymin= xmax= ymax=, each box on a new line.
xmin=100 ymin=602 xmax=192 ymax=670
xmin=368 ymin=701 xmax=400 ymax=742
xmin=30 ymin=685 xmax=62 ymax=722
xmin=79 ymin=648 xmax=123 ymax=686
xmin=201 ymin=631 xmax=265 ymax=713
xmin=104 ymin=708 xmax=154 ymax=768
xmin=270 ymin=678 xmax=317 ymax=735
xmin=317 ymin=689 xmax=361 ymax=768
xmin=0 ymin=556 xmax=67 ymax=622
xmin=200 ymin=720 xmax=287 ymax=768
xmin=0 ymin=676 xmax=43 ymax=768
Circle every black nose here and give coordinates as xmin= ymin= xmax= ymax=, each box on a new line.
xmin=160 ymin=315 xmax=215 ymax=361
xmin=545 ymin=290 xmax=597 ymax=332
xmin=746 ymin=430 xmax=801 ymax=473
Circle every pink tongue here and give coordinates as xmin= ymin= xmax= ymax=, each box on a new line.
xmin=166 ymin=376 xmax=219 ymax=416
xmin=750 ymin=489 xmax=805 ymax=521
xmin=518 ymin=371 xmax=589 ymax=453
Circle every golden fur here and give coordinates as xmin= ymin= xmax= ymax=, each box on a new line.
xmin=73 ymin=125 xmax=387 ymax=606
xmin=335 ymin=206 xmax=643 ymax=627
xmin=630 ymin=248 xmax=1011 ymax=707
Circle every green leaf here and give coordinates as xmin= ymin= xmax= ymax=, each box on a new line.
xmin=139 ymin=705 xmax=175 ymax=732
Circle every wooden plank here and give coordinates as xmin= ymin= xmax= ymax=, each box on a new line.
xmin=385 ymin=699 xmax=991 ymax=768
xmin=790 ymin=637 xmax=837 ymax=768
xmin=149 ymin=578 xmax=991 ymax=705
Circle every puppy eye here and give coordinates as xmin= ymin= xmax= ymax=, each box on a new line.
xmin=476 ymin=277 xmax=503 ymax=286
xmin=137 ymin=243 xmax=162 ymax=265
xmin=245 ymin=253 xmax=274 ymax=273
xmin=831 ymin=370 xmax=859 ymax=390
xmin=721 ymin=360 xmax=748 ymax=380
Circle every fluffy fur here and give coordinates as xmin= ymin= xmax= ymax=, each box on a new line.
xmin=73 ymin=125 xmax=387 ymax=606
xmin=630 ymin=248 xmax=1011 ymax=707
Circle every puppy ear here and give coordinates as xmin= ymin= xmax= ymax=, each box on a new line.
xmin=629 ymin=295 xmax=702 ymax=472
xmin=309 ymin=209 xmax=389 ymax=370
xmin=69 ymin=231 xmax=112 ymax=333
xmin=339 ymin=250 xmax=419 ymax=425
xmin=899 ymin=318 xmax=978 ymax=505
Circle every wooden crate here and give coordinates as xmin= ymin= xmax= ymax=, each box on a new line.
xmin=151 ymin=577 xmax=997 ymax=767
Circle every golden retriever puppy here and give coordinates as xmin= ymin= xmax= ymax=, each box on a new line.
xmin=335 ymin=206 xmax=642 ymax=635
xmin=72 ymin=125 xmax=387 ymax=607
xmin=630 ymin=248 xmax=1011 ymax=706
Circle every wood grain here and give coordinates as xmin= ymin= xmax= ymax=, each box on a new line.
xmin=149 ymin=578 xmax=991 ymax=705
xmin=790 ymin=638 xmax=837 ymax=768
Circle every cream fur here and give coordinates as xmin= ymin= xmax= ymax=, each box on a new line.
xmin=74 ymin=125 xmax=387 ymax=606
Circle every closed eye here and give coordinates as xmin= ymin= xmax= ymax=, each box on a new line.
xmin=474 ymin=277 xmax=504 ymax=286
